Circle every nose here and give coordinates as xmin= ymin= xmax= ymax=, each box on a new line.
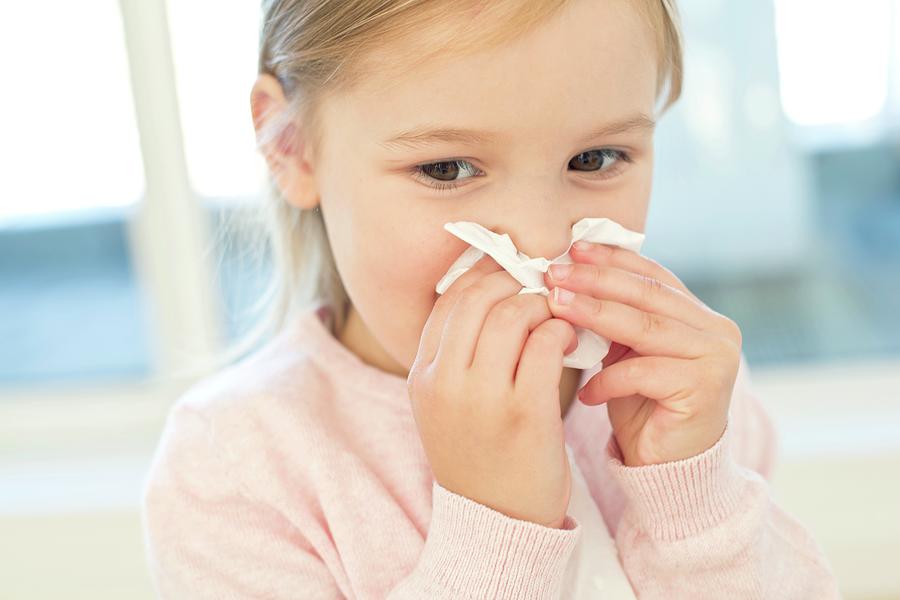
xmin=488 ymin=214 xmax=575 ymax=263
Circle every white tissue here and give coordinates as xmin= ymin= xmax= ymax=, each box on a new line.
xmin=435 ymin=217 xmax=646 ymax=370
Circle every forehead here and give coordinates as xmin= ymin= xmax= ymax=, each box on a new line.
xmin=322 ymin=0 xmax=659 ymax=146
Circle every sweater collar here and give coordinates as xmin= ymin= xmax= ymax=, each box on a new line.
xmin=290 ymin=301 xmax=412 ymax=407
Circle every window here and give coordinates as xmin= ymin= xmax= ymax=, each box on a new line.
xmin=0 ymin=0 xmax=151 ymax=383
xmin=774 ymin=0 xmax=893 ymax=126
xmin=165 ymin=0 xmax=267 ymax=199
xmin=166 ymin=0 xmax=272 ymax=341
xmin=773 ymin=0 xmax=900 ymax=150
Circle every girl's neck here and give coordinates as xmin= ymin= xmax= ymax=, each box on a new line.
xmin=336 ymin=303 xmax=408 ymax=378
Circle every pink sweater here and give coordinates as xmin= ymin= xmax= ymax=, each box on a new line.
xmin=141 ymin=301 xmax=841 ymax=599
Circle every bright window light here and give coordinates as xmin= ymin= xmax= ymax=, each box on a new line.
xmin=165 ymin=0 xmax=268 ymax=200
xmin=894 ymin=3 xmax=900 ymax=110
xmin=0 ymin=1 xmax=144 ymax=223
xmin=773 ymin=0 xmax=892 ymax=126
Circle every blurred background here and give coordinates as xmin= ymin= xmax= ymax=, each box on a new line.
xmin=1 ymin=0 xmax=899 ymax=598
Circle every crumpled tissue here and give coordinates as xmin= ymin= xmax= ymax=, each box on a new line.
xmin=435 ymin=217 xmax=646 ymax=370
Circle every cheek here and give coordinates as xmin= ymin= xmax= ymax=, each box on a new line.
xmin=612 ymin=165 xmax=653 ymax=231
xmin=364 ymin=231 xmax=457 ymax=318
xmin=351 ymin=214 xmax=445 ymax=299
xmin=347 ymin=216 xmax=465 ymax=369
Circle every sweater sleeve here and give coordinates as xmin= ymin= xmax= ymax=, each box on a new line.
xmin=142 ymin=403 xmax=583 ymax=600
xmin=727 ymin=352 xmax=779 ymax=478
xmin=388 ymin=481 xmax=582 ymax=599
xmin=141 ymin=404 xmax=345 ymax=599
xmin=605 ymin=379 xmax=842 ymax=598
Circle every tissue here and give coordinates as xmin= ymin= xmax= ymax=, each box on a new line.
xmin=435 ymin=217 xmax=646 ymax=370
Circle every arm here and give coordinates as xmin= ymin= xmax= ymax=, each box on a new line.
xmin=141 ymin=405 xmax=344 ymax=599
xmin=605 ymin=354 xmax=842 ymax=599
xmin=142 ymin=404 xmax=583 ymax=600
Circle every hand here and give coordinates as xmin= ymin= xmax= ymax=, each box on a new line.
xmin=542 ymin=241 xmax=742 ymax=467
xmin=409 ymin=254 xmax=580 ymax=528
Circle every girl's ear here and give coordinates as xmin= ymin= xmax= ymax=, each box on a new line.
xmin=249 ymin=73 xmax=320 ymax=211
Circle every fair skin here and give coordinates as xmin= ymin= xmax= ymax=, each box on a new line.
xmin=252 ymin=0 xmax=655 ymax=412
xmin=252 ymin=0 xmax=741 ymax=467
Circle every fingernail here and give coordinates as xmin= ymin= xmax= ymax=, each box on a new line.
xmin=548 ymin=263 xmax=572 ymax=281
xmin=573 ymin=240 xmax=592 ymax=251
xmin=552 ymin=287 xmax=574 ymax=305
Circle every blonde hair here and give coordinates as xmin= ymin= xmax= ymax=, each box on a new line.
xmin=212 ymin=0 xmax=683 ymax=370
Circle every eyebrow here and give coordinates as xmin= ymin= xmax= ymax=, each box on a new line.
xmin=378 ymin=113 xmax=656 ymax=151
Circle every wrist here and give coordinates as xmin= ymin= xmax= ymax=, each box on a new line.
xmin=618 ymin=418 xmax=728 ymax=467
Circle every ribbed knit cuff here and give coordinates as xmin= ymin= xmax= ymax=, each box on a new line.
xmin=606 ymin=424 xmax=746 ymax=542
xmin=415 ymin=480 xmax=582 ymax=599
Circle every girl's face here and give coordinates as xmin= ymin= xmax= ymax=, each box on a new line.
xmin=310 ymin=0 xmax=659 ymax=376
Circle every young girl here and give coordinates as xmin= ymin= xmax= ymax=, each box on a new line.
xmin=141 ymin=0 xmax=842 ymax=597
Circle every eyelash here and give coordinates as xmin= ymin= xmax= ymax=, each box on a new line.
xmin=409 ymin=148 xmax=633 ymax=193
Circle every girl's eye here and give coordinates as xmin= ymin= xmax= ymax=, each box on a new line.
xmin=409 ymin=148 xmax=632 ymax=193
xmin=410 ymin=160 xmax=482 ymax=193
xmin=569 ymin=149 xmax=631 ymax=178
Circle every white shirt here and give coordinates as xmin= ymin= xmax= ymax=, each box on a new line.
xmin=560 ymin=444 xmax=637 ymax=599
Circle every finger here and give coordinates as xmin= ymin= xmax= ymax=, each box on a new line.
xmin=578 ymin=355 xmax=693 ymax=406
xmin=417 ymin=254 xmax=503 ymax=365
xmin=433 ymin=268 xmax=526 ymax=372
xmin=569 ymin=242 xmax=705 ymax=306
xmin=566 ymin=242 xmax=742 ymax=339
xmin=470 ymin=293 xmax=562 ymax=384
xmin=548 ymin=289 xmax=718 ymax=360
xmin=514 ymin=317 xmax=578 ymax=416
xmin=545 ymin=262 xmax=716 ymax=331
